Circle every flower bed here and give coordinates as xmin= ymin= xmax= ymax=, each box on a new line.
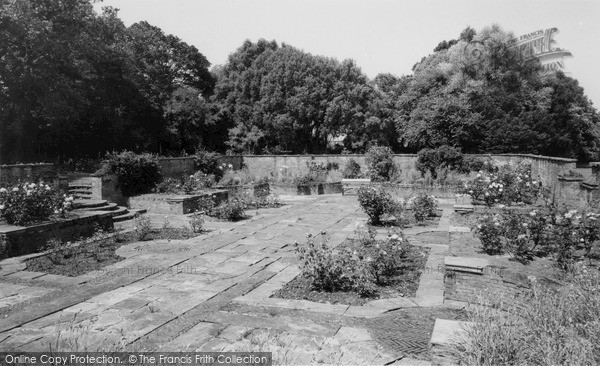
xmin=26 ymin=225 xmax=202 ymax=277
xmin=274 ymin=231 xmax=428 ymax=305
xmin=128 ymin=190 xmax=228 ymax=215
xmin=0 ymin=211 xmax=113 ymax=259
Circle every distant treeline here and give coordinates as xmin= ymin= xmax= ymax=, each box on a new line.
xmin=1 ymin=1 xmax=598 ymax=164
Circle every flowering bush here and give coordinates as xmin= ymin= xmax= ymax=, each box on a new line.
xmin=342 ymin=159 xmax=362 ymax=179
xmin=212 ymin=199 xmax=246 ymax=221
xmin=0 ymin=183 xmax=73 ymax=226
xmin=357 ymin=185 xmax=402 ymax=225
xmin=365 ymin=145 xmax=398 ymax=182
xmin=295 ymin=230 xmax=422 ymax=297
xmin=366 ymin=230 xmax=416 ymax=285
xmin=465 ymin=162 xmax=540 ymax=206
xmin=473 ymin=206 xmax=600 ymax=266
xmin=473 ymin=212 xmax=505 ymax=255
xmin=411 ymin=193 xmax=438 ymax=222
xmin=100 ymin=151 xmax=162 ymax=196
xmin=194 ymin=149 xmax=223 ymax=180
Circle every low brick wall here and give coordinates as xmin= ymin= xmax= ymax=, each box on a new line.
xmin=129 ymin=190 xmax=228 ymax=215
xmin=0 ymin=163 xmax=57 ymax=185
xmin=0 ymin=211 xmax=114 ymax=259
xmin=444 ymin=265 xmax=532 ymax=303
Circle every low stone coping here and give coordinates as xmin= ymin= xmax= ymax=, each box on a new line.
xmin=430 ymin=318 xmax=471 ymax=346
xmin=448 ymin=226 xmax=470 ymax=233
xmin=445 ymin=256 xmax=489 ymax=274
xmin=453 ymin=205 xmax=474 ymax=213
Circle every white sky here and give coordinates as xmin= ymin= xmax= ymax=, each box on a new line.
xmin=93 ymin=0 xmax=600 ymax=107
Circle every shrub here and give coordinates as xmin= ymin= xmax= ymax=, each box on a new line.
xmin=464 ymin=162 xmax=540 ymax=206
xmin=294 ymin=232 xmax=355 ymax=292
xmin=412 ymin=193 xmax=438 ymax=222
xmin=194 ymin=149 xmax=223 ymax=180
xmin=367 ymin=231 xmax=416 ymax=285
xmin=100 ymin=151 xmax=162 ymax=196
xmin=365 ymin=146 xmax=397 ymax=182
xmin=473 ymin=212 xmax=505 ymax=255
xmin=294 ymin=230 xmax=421 ymax=297
xmin=416 ymin=145 xmax=465 ymax=179
xmin=357 ymin=185 xmax=399 ymax=225
xmin=297 ymin=161 xmax=328 ymax=186
xmin=154 ymin=177 xmax=182 ymax=194
xmin=0 ymin=183 xmax=73 ymax=226
xmin=355 ymin=225 xmax=376 ymax=246
xmin=342 ymin=159 xmax=362 ymax=179
xmin=212 ymin=199 xmax=246 ymax=221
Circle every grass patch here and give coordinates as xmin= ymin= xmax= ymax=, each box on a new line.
xmin=26 ymin=226 xmax=202 ymax=277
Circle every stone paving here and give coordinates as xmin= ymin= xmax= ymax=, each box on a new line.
xmin=0 ymin=194 xmax=465 ymax=365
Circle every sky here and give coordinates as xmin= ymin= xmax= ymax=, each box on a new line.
xmin=93 ymin=0 xmax=600 ymax=107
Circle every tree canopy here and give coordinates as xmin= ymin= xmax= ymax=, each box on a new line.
xmin=0 ymin=3 xmax=598 ymax=163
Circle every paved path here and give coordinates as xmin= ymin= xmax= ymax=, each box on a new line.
xmin=0 ymin=195 xmax=460 ymax=365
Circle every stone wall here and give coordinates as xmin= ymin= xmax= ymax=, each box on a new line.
xmin=128 ymin=190 xmax=229 ymax=215
xmin=220 ymin=154 xmax=576 ymax=188
xmin=158 ymin=157 xmax=195 ymax=178
xmin=0 ymin=211 xmax=114 ymax=258
xmin=0 ymin=163 xmax=57 ymax=185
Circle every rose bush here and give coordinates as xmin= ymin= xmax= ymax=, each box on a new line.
xmin=465 ymin=162 xmax=540 ymax=206
xmin=0 ymin=182 xmax=73 ymax=226
xmin=473 ymin=206 xmax=600 ymax=266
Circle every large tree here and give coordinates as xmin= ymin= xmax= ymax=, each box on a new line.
xmin=212 ymin=40 xmax=377 ymax=154
xmin=396 ymin=25 xmax=600 ymax=160
xmin=0 ymin=0 xmax=215 ymax=163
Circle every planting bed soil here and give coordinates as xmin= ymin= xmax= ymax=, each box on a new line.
xmin=273 ymin=240 xmax=429 ymax=306
xmin=26 ymin=227 xmax=202 ymax=277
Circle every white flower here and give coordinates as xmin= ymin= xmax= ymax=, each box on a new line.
xmin=529 ymin=211 xmax=537 ymax=217
xmin=477 ymin=173 xmax=482 ymax=178
xmin=517 ymin=234 xmax=526 ymax=240
xmin=580 ymin=238 xmax=585 ymax=242
xmin=0 ymin=204 xmax=4 ymax=210
xmin=564 ymin=213 xmax=573 ymax=219
xmin=0 ymin=188 xmax=6 ymax=193
xmin=522 ymin=223 xmax=528 ymax=227
xmin=228 ymin=164 xmax=233 ymax=169
xmin=28 ymin=183 xmax=36 ymax=189
xmin=494 ymin=222 xmax=500 ymax=226
xmin=12 ymin=187 xmax=18 ymax=192
xmin=469 ymin=190 xmax=473 ymax=194
xmin=390 ymin=234 xmax=399 ymax=240
xmin=45 ymin=185 xmax=51 ymax=191
xmin=477 ymin=224 xmax=482 ymax=229
xmin=26 ymin=190 xmax=32 ymax=196
xmin=485 ymin=192 xmax=489 ymax=196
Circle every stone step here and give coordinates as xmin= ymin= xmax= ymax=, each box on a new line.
xmin=72 ymin=199 xmax=108 ymax=209
xmin=68 ymin=183 xmax=93 ymax=189
xmin=69 ymin=189 xmax=93 ymax=195
xmin=77 ymin=202 xmax=119 ymax=212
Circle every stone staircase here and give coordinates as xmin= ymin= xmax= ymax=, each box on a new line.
xmin=69 ymin=183 xmax=145 ymax=222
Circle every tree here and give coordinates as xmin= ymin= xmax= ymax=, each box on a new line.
xmin=396 ymin=25 xmax=600 ymax=160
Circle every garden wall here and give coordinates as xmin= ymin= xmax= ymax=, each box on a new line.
xmin=128 ymin=190 xmax=228 ymax=215
xmin=0 ymin=163 xmax=57 ymax=185
xmin=158 ymin=157 xmax=195 ymax=178
xmin=0 ymin=211 xmax=114 ymax=258
xmin=220 ymin=154 xmax=576 ymax=189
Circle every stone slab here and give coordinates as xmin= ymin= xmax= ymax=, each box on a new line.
xmin=445 ymin=256 xmax=489 ymax=274
xmin=430 ymin=319 xmax=470 ymax=346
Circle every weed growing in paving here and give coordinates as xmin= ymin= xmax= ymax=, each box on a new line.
xmin=189 ymin=211 xmax=205 ymax=233
xmin=451 ymin=263 xmax=600 ymax=365
xmin=134 ymin=215 xmax=152 ymax=241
